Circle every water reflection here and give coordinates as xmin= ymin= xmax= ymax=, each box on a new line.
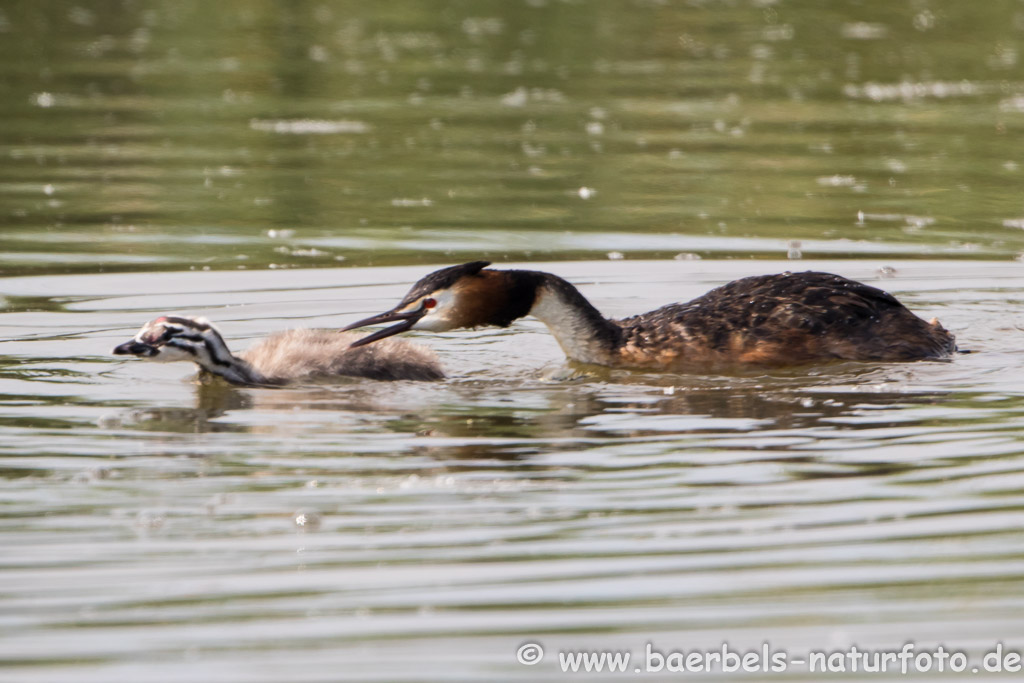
xmin=93 ymin=356 xmax=959 ymax=469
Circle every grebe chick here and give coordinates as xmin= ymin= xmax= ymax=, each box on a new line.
xmin=113 ymin=316 xmax=443 ymax=385
xmin=343 ymin=261 xmax=956 ymax=370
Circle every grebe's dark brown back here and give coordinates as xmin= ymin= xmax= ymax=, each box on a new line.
xmin=342 ymin=262 xmax=955 ymax=370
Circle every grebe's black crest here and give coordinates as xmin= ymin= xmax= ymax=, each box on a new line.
xmin=398 ymin=260 xmax=490 ymax=307
xmin=344 ymin=262 xmax=957 ymax=370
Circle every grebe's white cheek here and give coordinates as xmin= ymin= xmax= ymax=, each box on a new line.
xmin=410 ymin=290 xmax=458 ymax=332
xmin=411 ymin=313 xmax=453 ymax=332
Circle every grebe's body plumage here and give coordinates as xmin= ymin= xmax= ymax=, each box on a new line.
xmin=113 ymin=316 xmax=443 ymax=384
xmin=343 ymin=262 xmax=955 ymax=370
xmin=609 ymin=271 xmax=953 ymax=367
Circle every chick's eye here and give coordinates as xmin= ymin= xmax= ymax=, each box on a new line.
xmin=158 ymin=327 xmax=180 ymax=343
xmin=423 ymin=298 xmax=437 ymax=309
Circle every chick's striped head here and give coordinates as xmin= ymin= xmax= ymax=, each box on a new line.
xmin=113 ymin=316 xmax=232 ymax=368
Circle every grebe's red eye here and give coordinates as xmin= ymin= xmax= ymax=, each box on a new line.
xmin=423 ymin=298 xmax=437 ymax=309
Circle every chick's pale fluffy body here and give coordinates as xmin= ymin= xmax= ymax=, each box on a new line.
xmin=239 ymin=328 xmax=443 ymax=383
xmin=113 ymin=316 xmax=443 ymax=385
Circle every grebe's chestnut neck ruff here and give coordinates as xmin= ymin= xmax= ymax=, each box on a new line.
xmin=343 ymin=261 xmax=956 ymax=369
xmin=113 ymin=316 xmax=443 ymax=385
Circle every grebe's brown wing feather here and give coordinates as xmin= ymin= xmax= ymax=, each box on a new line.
xmin=616 ymin=272 xmax=954 ymax=365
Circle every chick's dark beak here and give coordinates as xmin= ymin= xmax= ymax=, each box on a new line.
xmin=112 ymin=340 xmax=158 ymax=357
xmin=343 ymin=307 xmax=426 ymax=348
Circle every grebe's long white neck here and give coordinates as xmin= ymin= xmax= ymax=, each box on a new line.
xmin=522 ymin=273 xmax=625 ymax=365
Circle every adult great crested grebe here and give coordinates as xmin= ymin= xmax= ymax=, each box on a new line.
xmin=342 ymin=261 xmax=955 ymax=370
xmin=113 ymin=316 xmax=444 ymax=385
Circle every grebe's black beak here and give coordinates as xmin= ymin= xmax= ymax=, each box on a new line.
xmin=343 ymin=307 xmax=426 ymax=348
xmin=112 ymin=340 xmax=158 ymax=357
